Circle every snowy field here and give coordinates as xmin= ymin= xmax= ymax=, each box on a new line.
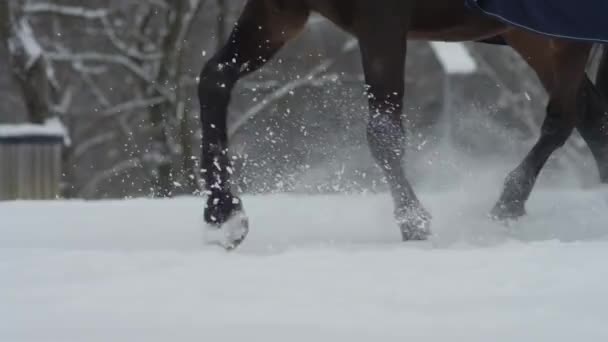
xmin=2 ymin=175 xmax=608 ymax=341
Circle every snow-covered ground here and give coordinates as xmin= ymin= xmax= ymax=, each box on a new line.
xmin=2 ymin=175 xmax=608 ymax=341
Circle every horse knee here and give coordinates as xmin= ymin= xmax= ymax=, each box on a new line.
xmin=578 ymin=79 xmax=608 ymax=139
xmin=541 ymin=103 xmax=576 ymax=148
xmin=198 ymin=59 xmax=239 ymax=110
xmin=541 ymin=123 xmax=572 ymax=148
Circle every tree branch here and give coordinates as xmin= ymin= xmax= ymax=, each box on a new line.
xmin=24 ymin=3 xmax=110 ymax=19
xmin=229 ymin=39 xmax=358 ymax=137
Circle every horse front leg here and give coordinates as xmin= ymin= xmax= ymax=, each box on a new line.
xmin=577 ymin=77 xmax=608 ymax=183
xmin=198 ymin=0 xmax=309 ymax=249
xmin=356 ymin=2 xmax=431 ymax=240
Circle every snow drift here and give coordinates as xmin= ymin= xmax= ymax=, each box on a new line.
xmin=2 ymin=174 xmax=608 ymax=341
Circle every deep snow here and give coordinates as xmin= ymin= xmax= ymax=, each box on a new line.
xmin=2 ymin=176 xmax=608 ymax=341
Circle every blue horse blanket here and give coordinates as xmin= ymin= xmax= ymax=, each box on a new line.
xmin=466 ymin=0 xmax=608 ymax=43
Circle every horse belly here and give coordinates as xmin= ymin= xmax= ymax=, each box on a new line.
xmin=409 ymin=1 xmax=507 ymax=41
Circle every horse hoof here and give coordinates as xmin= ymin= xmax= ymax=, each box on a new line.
xmin=398 ymin=207 xmax=432 ymax=241
xmin=401 ymin=224 xmax=431 ymax=241
xmin=204 ymin=211 xmax=249 ymax=250
xmin=490 ymin=201 xmax=526 ymax=221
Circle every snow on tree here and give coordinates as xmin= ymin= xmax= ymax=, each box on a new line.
xmin=1 ymin=0 xmax=58 ymax=124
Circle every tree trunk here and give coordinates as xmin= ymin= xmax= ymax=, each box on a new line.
xmin=179 ymin=102 xmax=198 ymax=193
xmin=3 ymin=0 xmax=55 ymax=124
xmin=0 ymin=2 xmax=9 ymax=42
xmin=148 ymin=0 xmax=203 ymax=196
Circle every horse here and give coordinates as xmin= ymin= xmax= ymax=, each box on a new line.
xmin=198 ymin=0 xmax=608 ymax=249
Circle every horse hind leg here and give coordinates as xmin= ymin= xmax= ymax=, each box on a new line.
xmin=492 ymin=34 xmax=591 ymax=219
xmin=198 ymin=0 xmax=309 ymax=248
xmin=577 ymin=57 xmax=608 ymax=183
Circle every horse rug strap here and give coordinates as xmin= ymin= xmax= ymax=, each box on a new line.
xmin=466 ymin=0 xmax=608 ymax=44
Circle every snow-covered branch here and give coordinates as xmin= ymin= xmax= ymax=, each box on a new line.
xmin=24 ymin=3 xmax=110 ymax=19
xmin=102 ymin=97 xmax=168 ymax=117
xmin=79 ymin=158 xmax=142 ymax=198
xmin=99 ymin=16 xmax=162 ymax=61
xmin=72 ymin=132 xmax=117 ymax=162
xmin=47 ymin=51 xmax=175 ymax=101
xmin=229 ymin=39 xmax=358 ymax=137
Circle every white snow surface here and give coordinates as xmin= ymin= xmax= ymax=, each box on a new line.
xmin=2 ymin=180 xmax=608 ymax=341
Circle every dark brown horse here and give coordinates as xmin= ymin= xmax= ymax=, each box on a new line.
xmin=198 ymin=0 xmax=608 ymax=249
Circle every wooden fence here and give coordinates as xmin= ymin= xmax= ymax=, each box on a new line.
xmin=0 ymin=121 xmax=66 ymax=200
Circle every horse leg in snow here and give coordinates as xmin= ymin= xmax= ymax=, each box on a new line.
xmin=492 ymin=33 xmax=591 ymax=219
xmin=577 ymin=44 xmax=608 ymax=184
xmin=576 ymin=77 xmax=608 ymax=183
xmin=198 ymin=0 xmax=309 ymax=248
xmin=596 ymin=46 xmax=608 ymax=100
xmin=355 ymin=2 xmax=431 ymax=240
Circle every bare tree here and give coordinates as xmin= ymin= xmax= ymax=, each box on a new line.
xmin=1 ymin=0 xmax=57 ymax=124
xmin=23 ymin=1 xmax=206 ymax=197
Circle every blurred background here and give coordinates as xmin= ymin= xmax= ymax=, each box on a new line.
xmin=0 ymin=0 xmax=601 ymax=201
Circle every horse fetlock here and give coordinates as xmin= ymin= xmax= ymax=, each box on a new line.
xmin=490 ymin=198 xmax=526 ymax=221
xmin=599 ymin=167 xmax=608 ymax=184
xmin=367 ymin=114 xmax=405 ymax=147
xmin=204 ymin=191 xmax=244 ymax=226
xmin=587 ymin=141 xmax=608 ymax=183
xmin=503 ymin=168 xmax=535 ymax=198
xmin=395 ymin=205 xmax=432 ymax=241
